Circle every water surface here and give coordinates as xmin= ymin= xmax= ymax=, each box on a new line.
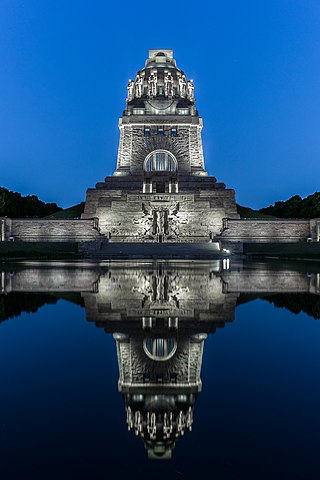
xmin=0 ymin=260 xmax=320 ymax=479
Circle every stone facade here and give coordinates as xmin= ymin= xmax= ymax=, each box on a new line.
xmin=220 ymin=218 xmax=317 ymax=243
xmin=82 ymin=50 xmax=239 ymax=243
xmin=0 ymin=218 xmax=100 ymax=242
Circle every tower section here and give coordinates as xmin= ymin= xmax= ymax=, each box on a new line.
xmin=115 ymin=49 xmax=205 ymax=178
xmin=82 ymin=50 xmax=239 ymax=243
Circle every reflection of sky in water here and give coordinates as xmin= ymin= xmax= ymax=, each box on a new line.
xmin=0 ymin=262 xmax=320 ymax=479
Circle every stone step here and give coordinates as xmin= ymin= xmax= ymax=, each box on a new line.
xmin=78 ymin=241 xmax=226 ymax=259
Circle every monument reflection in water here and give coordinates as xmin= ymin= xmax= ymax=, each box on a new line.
xmin=1 ymin=260 xmax=320 ymax=460
xmin=86 ymin=261 xmax=237 ymax=460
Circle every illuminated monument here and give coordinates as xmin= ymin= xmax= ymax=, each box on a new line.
xmin=2 ymin=49 xmax=318 ymax=247
xmin=82 ymin=50 xmax=239 ymax=243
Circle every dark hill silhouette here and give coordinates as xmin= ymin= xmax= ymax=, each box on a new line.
xmin=259 ymin=192 xmax=320 ymax=219
xmin=0 ymin=186 xmax=61 ymax=218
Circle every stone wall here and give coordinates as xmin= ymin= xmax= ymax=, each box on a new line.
xmin=2 ymin=215 xmax=319 ymax=246
xmin=83 ymin=263 xmax=236 ymax=326
xmin=223 ymin=270 xmax=311 ymax=293
xmin=220 ymin=218 xmax=318 ymax=243
xmin=310 ymin=219 xmax=320 ymax=241
xmin=83 ymin=190 xmax=238 ymax=243
xmin=115 ymin=335 xmax=204 ymax=388
xmin=2 ymin=267 xmax=99 ymax=293
xmin=0 ymin=218 xmax=100 ymax=242
xmin=116 ymin=116 xmax=205 ymax=175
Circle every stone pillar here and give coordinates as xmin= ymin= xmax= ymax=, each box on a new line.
xmin=115 ymin=122 xmax=132 ymax=174
xmin=0 ymin=219 xmax=5 ymax=241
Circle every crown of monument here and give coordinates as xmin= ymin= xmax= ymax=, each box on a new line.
xmin=126 ymin=49 xmax=196 ymax=114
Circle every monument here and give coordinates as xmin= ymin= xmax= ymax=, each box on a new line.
xmin=1 ymin=50 xmax=319 ymax=249
xmin=82 ymin=50 xmax=239 ymax=243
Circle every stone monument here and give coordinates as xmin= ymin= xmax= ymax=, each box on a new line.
xmin=82 ymin=50 xmax=239 ymax=243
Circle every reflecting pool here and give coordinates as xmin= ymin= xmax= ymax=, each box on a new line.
xmin=0 ymin=259 xmax=320 ymax=479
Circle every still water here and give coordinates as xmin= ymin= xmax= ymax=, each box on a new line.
xmin=0 ymin=259 xmax=320 ymax=479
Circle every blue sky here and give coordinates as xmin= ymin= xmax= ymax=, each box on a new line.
xmin=0 ymin=0 xmax=319 ymax=209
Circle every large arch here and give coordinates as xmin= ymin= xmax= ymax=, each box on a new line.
xmin=144 ymin=150 xmax=177 ymax=172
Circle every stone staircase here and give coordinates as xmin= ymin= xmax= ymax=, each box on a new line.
xmin=78 ymin=241 xmax=224 ymax=259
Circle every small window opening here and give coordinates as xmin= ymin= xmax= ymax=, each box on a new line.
xmin=170 ymin=373 xmax=177 ymax=383
xmin=156 ymin=181 xmax=165 ymax=193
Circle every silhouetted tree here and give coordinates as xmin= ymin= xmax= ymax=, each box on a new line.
xmin=260 ymin=192 xmax=320 ymax=218
xmin=0 ymin=187 xmax=62 ymax=218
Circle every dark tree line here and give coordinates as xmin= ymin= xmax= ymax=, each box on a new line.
xmin=259 ymin=192 xmax=320 ymax=218
xmin=0 ymin=186 xmax=62 ymax=218
xmin=238 ymin=293 xmax=320 ymax=320
xmin=264 ymin=293 xmax=320 ymax=319
xmin=0 ymin=293 xmax=58 ymax=323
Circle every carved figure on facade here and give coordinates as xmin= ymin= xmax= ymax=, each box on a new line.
xmin=127 ymin=79 xmax=135 ymax=101
xmin=131 ymin=267 xmax=189 ymax=310
xmin=153 ymin=208 xmax=169 ymax=236
xmin=133 ymin=201 xmax=191 ymax=241
xmin=187 ymin=80 xmax=195 ymax=101
xmin=135 ymin=74 xmax=143 ymax=98
xmin=132 ymin=203 xmax=154 ymax=239
xmin=153 ymin=274 xmax=169 ymax=302
xmin=148 ymin=71 xmax=158 ymax=97
xmin=178 ymin=74 xmax=187 ymax=97
xmin=164 ymin=72 xmax=174 ymax=97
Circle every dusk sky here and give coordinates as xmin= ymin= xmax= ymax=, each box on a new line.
xmin=1 ymin=0 xmax=320 ymax=209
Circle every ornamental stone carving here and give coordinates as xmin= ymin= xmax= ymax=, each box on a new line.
xmin=135 ymin=74 xmax=143 ymax=98
xmin=164 ymin=72 xmax=174 ymax=97
xmin=127 ymin=79 xmax=134 ymax=101
xmin=148 ymin=71 xmax=157 ymax=97
xmin=178 ymin=74 xmax=187 ymax=97
xmin=187 ymin=80 xmax=195 ymax=101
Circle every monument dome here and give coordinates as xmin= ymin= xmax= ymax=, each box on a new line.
xmin=126 ymin=49 xmax=196 ymax=117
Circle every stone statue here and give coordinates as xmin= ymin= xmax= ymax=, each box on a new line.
xmin=153 ymin=208 xmax=169 ymax=236
xmin=148 ymin=72 xmax=157 ymax=97
xmin=154 ymin=274 xmax=168 ymax=302
xmin=164 ymin=72 xmax=173 ymax=97
xmin=155 ymin=209 xmax=163 ymax=235
xmin=178 ymin=74 xmax=187 ymax=97
xmin=127 ymin=79 xmax=134 ymax=101
xmin=135 ymin=74 xmax=143 ymax=98
xmin=187 ymin=80 xmax=195 ymax=101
